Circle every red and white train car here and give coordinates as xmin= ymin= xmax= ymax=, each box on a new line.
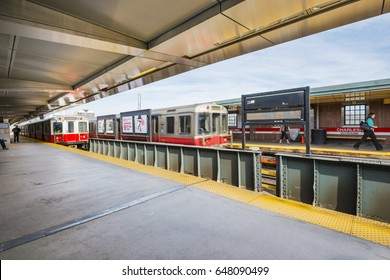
xmin=90 ymin=103 xmax=230 ymax=147
xmin=151 ymin=103 xmax=230 ymax=146
xmin=21 ymin=115 xmax=89 ymax=148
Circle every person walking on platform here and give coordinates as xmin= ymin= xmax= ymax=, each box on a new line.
xmin=279 ymin=123 xmax=290 ymax=144
xmin=12 ymin=125 xmax=21 ymax=143
xmin=0 ymin=139 xmax=8 ymax=150
xmin=353 ymin=112 xmax=383 ymax=151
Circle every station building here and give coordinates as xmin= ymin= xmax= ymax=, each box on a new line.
xmin=217 ymin=78 xmax=390 ymax=145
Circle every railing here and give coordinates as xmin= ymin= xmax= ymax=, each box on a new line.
xmin=89 ymin=139 xmax=390 ymax=223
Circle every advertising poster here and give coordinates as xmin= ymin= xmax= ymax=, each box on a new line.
xmin=122 ymin=116 xmax=133 ymax=133
xmin=106 ymin=119 xmax=114 ymax=133
xmin=134 ymin=115 xmax=147 ymax=133
xmin=97 ymin=119 xmax=105 ymax=133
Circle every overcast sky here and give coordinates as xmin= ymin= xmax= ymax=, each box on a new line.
xmin=69 ymin=13 xmax=390 ymax=116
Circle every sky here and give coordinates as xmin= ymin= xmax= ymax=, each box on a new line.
xmin=68 ymin=13 xmax=390 ymax=116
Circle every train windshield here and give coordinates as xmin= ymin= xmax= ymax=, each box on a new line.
xmin=53 ymin=122 xmax=62 ymax=133
xmin=199 ymin=112 xmax=228 ymax=135
xmin=68 ymin=122 xmax=74 ymax=133
xmin=212 ymin=114 xmax=220 ymax=133
xmin=79 ymin=121 xmax=88 ymax=133
xmin=212 ymin=113 xmax=228 ymax=134
xmin=198 ymin=113 xmax=210 ymax=134
xmin=222 ymin=114 xmax=228 ymax=133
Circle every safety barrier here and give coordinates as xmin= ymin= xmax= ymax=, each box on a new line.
xmin=278 ymin=153 xmax=390 ymax=223
xmin=89 ymin=139 xmax=390 ymax=223
xmin=89 ymin=139 xmax=261 ymax=191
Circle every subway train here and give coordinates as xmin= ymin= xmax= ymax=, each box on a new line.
xmin=20 ymin=115 xmax=89 ymax=148
xmin=89 ymin=103 xmax=230 ymax=146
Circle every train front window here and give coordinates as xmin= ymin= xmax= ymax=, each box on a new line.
xmin=79 ymin=122 xmax=88 ymax=133
xmin=68 ymin=122 xmax=74 ymax=133
xmin=198 ymin=113 xmax=210 ymax=134
xmin=222 ymin=114 xmax=228 ymax=133
xmin=212 ymin=113 xmax=220 ymax=133
xmin=53 ymin=122 xmax=62 ymax=133
xmin=179 ymin=115 xmax=191 ymax=134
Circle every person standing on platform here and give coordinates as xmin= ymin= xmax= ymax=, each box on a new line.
xmin=353 ymin=112 xmax=383 ymax=151
xmin=0 ymin=139 xmax=8 ymax=150
xmin=279 ymin=123 xmax=290 ymax=144
xmin=12 ymin=125 xmax=21 ymax=143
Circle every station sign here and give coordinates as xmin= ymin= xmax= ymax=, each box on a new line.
xmin=241 ymin=87 xmax=311 ymax=154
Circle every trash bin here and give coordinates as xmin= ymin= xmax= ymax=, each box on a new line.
xmin=311 ymin=129 xmax=327 ymax=144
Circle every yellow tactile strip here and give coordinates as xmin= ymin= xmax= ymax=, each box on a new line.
xmin=46 ymin=142 xmax=390 ymax=246
xmin=229 ymin=143 xmax=390 ymax=158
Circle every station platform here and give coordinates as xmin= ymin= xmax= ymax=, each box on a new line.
xmin=228 ymin=141 xmax=390 ymax=159
xmin=1 ymin=138 xmax=389 ymax=259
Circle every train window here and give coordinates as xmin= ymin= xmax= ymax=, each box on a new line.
xmin=222 ymin=114 xmax=228 ymax=133
xmin=53 ymin=122 xmax=62 ymax=133
xmin=179 ymin=115 xmax=191 ymax=134
xmin=68 ymin=122 xmax=75 ymax=133
xmin=198 ymin=113 xmax=210 ymax=134
xmin=79 ymin=122 xmax=88 ymax=133
xmin=167 ymin=116 xmax=175 ymax=134
xmin=212 ymin=114 xmax=220 ymax=133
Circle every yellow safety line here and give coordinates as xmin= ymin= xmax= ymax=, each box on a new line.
xmin=229 ymin=143 xmax=390 ymax=158
xmin=44 ymin=142 xmax=390 ymax=246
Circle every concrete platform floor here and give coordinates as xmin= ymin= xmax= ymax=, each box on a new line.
xmin=0 ymin=138 xmax=389 ymax=259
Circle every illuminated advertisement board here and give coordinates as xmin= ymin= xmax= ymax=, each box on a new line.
xmin=120 ymin=109 xmax=151 ymax=137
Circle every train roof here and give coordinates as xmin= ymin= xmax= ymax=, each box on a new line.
xmin=21 ymin=114 xmax=89 ymax=125
xmin=151 ymin=103 xmax=227 ymax=115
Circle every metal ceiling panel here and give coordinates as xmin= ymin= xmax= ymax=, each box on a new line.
xmin=384 ymin=0 xmax=390 ymax=13
xmin=0 ymin=0 xmax=389 ymax=123
xmin=29 ymin=0 xmax=218 ymax=41
xmin=151 ymin=13 xmax=250 ymax=58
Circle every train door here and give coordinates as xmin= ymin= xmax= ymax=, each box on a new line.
xmin=52 ymin=120 xmax=63 ymax=143
xmin=78 ymin=120 xmax=89 ymax=142
xmin=67 ymin=120 xmax=77 ymax=142
xmin=152 ymin=115 xmax=160 ymax=142
xmin=212 ymin=113 xmax=221 ymax=145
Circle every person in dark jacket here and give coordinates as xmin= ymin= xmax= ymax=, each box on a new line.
xmin=279 ymin=123 xmax=290 ymax=144
xmin=12 ymin=125 xmax=21 ymax=143
xmin=353 ymin=112 xmax=383 ymax=151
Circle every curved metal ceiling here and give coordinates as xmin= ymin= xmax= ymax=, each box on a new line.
xmin=0 ymin=0 xmax=389 ymax=123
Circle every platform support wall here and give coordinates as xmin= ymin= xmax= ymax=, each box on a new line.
xmin=277 ymin=153 xmax=390 ymax=223
xmin=89 ymin=139 xmax=261 ymax=192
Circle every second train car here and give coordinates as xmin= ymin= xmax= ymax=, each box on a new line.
xmin=90 ymin=103 xmax=230 ymax=146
